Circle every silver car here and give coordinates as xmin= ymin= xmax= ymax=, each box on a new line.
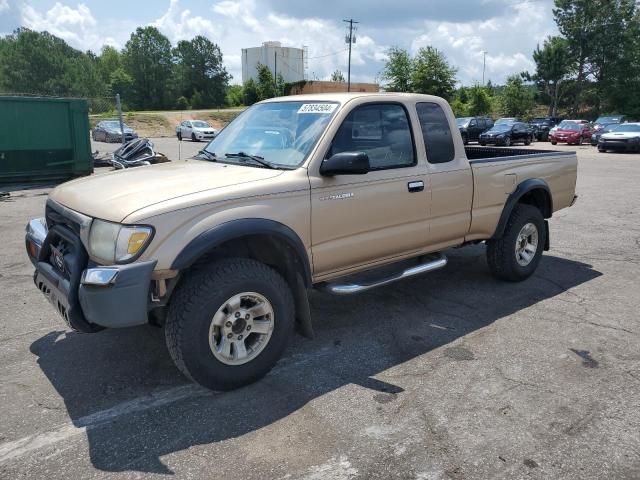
xmin=176 ymin=120 xmax=217 ymax=142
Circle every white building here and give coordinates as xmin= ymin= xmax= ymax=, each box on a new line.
xmin=241 ymin=41 xmax=305 ymax=84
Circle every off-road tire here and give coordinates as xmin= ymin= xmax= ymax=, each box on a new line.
xmin=486 ymin=204 xmax=545 ymax=282
xmin=165 ymin=258 xmax=295 ymax=390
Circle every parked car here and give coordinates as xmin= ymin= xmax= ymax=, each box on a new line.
xmin=495 ymin=117 xmax=519 ymax=125
xmin=549 ymin=119 xmax=589 ymax=136
xmin=176 ymin=120 xmax=217 ymax=142
xmin=25 ymin=93 xmax=578 ymax=391
xmin=479 ymin=122 xmax=533 ymax=146
xmin=598 ymin=123 xmax=640 ymax=152
xmin=530 ymin=117 xmax=561 ymax=141
xmin=92 ymin=121 xmax=138 ymax=143
xmin=549 ymin=122 xmax=593 ymax=145
xmin=456 ymin=116 xmax=493 ymax=144
xmin=594 ymin=115 xmax=625 ymax=129
xmin=590 ymin=124 xmax=618 ymax=145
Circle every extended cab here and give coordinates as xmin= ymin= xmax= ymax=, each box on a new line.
xmin=26 ymin=93 xmax=578 ymax=390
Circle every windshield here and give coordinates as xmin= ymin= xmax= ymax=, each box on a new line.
xmin=104 ymin=121 xmax=129 ymax=129
xmin=596 ymin=116 xmax=621 ymax=124
xmin=203 ymin=101 xmax=338 ymax=169
xmin=561 ymin=123 xmax=581 ymax=131
xmin=495 ymin=118 xmax=516 ymax=125
xmin=456 ymin=117 xmax=472 ymax=127
xmin=192 ymin=121 xmax=209 ymax=128
xmin=532 ymin=118 xmax=549 ymax=124
xmin=488 ymin=124 xmax=512 ymax=132
xmin=611 ymin=124 xmax=640 ymax=132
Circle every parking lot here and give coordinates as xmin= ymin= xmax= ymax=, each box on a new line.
xmin=1 ymin=143 xmax=639 ymax=479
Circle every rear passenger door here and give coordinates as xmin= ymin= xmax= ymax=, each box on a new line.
xmin=416 ymin=102 xmax=473 ymax=247
xmin=309 ymin=102 xmax=431 ymax=277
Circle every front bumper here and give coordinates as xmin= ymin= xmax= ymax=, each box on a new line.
xmin=195 ymin=132 xmax=216 ymax=140
xmin=479 ymin=136 xmax=505 ymax=145
xmin=26 ymin=217 xmax=156 ymax=331
xmin=598 ymin=139 xmax=640 ymax=151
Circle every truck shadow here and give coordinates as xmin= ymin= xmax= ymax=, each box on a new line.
xmin=29 ymin=247 xmax=601 ymax=474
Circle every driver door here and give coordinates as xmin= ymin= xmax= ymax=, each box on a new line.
xmin=308 ymin=102 xmax=430 ymax=278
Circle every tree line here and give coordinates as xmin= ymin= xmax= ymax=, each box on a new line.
xmin=381 ymin=0 xmax=640 ymax=120
xmin=0 ymin=27 xmax=230 ymax=110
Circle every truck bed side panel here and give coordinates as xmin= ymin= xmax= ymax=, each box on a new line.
xmin=467 ymin=152 xmax=577 ymax=240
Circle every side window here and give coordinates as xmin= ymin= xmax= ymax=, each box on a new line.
xmin=329 ymin=103 xmax=416 ymax=170
xmin=416 ymin=102 xmax=455 ymax=164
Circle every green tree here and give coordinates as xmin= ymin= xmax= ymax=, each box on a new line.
xmin=243 ymin=78 xmax=258 ymax=105
xmin=528 ymin=36 xmax=572 ymax=116
xmin=411 ymin=47 xmax=457 ymax=100
xmin=330 ymin=69 xmax=345 ymax=82
xmin=122 ymin=26 xmax=173 ymax=109
xmin=173 ymin=35 xmax=230 ymax=108
xmin=467 ymin=84 xmax=493 ymax=116
xmin=98 ymin=46 xmax=122 ymax=85
xmin=109 ymin=67 xmax=134 ymax=102
xmin=381 ymin=47 xmax=413 ymax=92
xmin=255 ymin=63 xmax=277 ymax=100
xmin=0 ymin=28 xmax=106 ymax=96
xmin=500 ymin=75 xmax=535 ymax=117
xmin=226 ymin=84 xmax=244 ymax=106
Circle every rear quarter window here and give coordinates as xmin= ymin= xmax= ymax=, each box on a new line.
xmin=416 ymin=102 xmax=455 ymax=164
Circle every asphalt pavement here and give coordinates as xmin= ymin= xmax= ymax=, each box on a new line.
xmin=1 ymin=142 xmax=639 ymax=479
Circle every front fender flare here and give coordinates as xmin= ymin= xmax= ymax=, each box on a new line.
xmin=170 ymin=218 xmax=312 ymax=287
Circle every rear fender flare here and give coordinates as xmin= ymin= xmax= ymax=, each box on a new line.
xmin=491 ymin=179 xmax=553 ymax=240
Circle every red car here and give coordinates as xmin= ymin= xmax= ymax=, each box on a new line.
xmin=550 ymin=122 xmax=593 ymax=145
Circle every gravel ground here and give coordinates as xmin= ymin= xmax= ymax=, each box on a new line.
xmin=0 ymin=142 xmax=639 ymax=479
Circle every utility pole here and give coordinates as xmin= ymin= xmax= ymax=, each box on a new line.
xmin=482 ymin=51 xmax=487 ymax=86
xmin=343 ymin=18 xmax=359 ymax=92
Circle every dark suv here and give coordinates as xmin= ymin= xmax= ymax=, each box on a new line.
xmin=530 ymin=117 xmax=561 ymax=141
xmin=456 ymin=117 xmax=494 ymax=144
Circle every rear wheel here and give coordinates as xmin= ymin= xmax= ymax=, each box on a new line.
xmin=165 ymin=258 xmax=295 ymax=391
xmin=486 ymin=204 xmax=545 ymax=282
xmin=551 ymin=141 xmax=557 ymax=145
xmin=480 ymin=141 xmax=487 ymax=146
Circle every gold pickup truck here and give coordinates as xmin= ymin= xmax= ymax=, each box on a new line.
xmin=26 ymin=93 xmax=578 ymax=390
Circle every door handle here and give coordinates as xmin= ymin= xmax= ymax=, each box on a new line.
xmin=408 ymin=180 xmax=424 ymax=192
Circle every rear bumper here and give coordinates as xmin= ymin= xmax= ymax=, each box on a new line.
xmin=26 ymin=217 xmax=156 ymax=330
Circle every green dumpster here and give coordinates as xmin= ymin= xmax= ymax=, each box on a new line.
xmin=0 ymin=96 xmax=93 ymax=183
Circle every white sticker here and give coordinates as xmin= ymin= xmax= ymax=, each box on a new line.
xmin=297 ymin=103 xmax=338 ymax=114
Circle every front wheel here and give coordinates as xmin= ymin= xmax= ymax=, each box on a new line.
xmin=578 ymin=136 xmax=583 ymax=145
xmin=503 ymin=137 xmax=511 ymax=147
xmin=165 ymin=258 xmax=295 ymax=391
xmin=551 ymin=141 xmax=557 ymax=145
xmin=462 ymin=133 xmax=468 ymax=145
xmin=486 ymin=204 xmax=545 ymax=282
xmin=524 ymin=135 xmax=531 ymax=146
xmin=177 ymin=131 xmax=182 ymax=141
xmin=191 ymin=132 xmax=198 ymax=142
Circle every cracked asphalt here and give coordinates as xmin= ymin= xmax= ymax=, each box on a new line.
xmin=1 ymin=143 xmax=639 ymax=479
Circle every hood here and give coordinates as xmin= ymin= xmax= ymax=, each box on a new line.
xmin=49 ymin=160 xmax=284 ymax=223
xmin=192 ymin=126 xmax=214 ymax=132
xmin=554 ymin=128 xmax=582 ymax=134
xmin=601 ymin=131 xmax=640 ymax=140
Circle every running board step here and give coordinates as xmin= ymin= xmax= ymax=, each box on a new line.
xmin=320 ymin=253 xmax=447 ymax=295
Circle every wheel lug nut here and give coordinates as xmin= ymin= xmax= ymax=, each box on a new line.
xmin=246 ymin=325 xmax=251 ymax=331
xmin=225 ymin=321 xmax=232 ymax=327
xmin=227 ymin=333 xmax=233 ymax=339
xmin=235 ymin=312 xmax=241 ymax=318
xmin=245 ymin=314 xmax=250 ymax=320
xmin=238 ymin=335 xmax=243 ymax=340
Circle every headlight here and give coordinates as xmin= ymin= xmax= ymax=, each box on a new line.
xmin=88 ymin=219 xmax=153 ymax=264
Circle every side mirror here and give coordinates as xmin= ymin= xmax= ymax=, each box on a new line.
xmin=320 ymin=152 xmax=370 ymax=176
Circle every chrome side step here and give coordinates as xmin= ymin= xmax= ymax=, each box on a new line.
xmin=320 ymin=253 xmax=447 ymax=295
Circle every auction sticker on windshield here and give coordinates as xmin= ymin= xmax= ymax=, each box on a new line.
xmin=298 ymin=103 xmax=338 ymax=114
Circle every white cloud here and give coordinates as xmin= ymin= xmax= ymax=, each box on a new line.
xmin=21 ymin=2 xmax=102 ymax=51
xmin=0 ymin=0 xmax=10 ymax=13
xmin=152 ymin=0 xmax=217 ymax=42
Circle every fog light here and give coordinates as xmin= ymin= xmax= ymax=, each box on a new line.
xmin=82 ymin=268 xmax=119 ymax=286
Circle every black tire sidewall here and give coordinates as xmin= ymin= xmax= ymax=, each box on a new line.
xmin=170 ymin=262 xmax=294 ymax=390
xmin=499 ymin=205 xmax=545 ymax=280
xmin=191 ymin=133 xmax=197 ymax=142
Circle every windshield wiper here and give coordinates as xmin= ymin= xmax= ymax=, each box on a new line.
xmin=224 ymin=152 xmax=278 ymax=169
xmin=198 ymin=149 xmax=218 ymax=161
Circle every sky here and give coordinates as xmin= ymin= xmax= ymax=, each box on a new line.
xmin=0 ymin=0 xmax=559 ymax=86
